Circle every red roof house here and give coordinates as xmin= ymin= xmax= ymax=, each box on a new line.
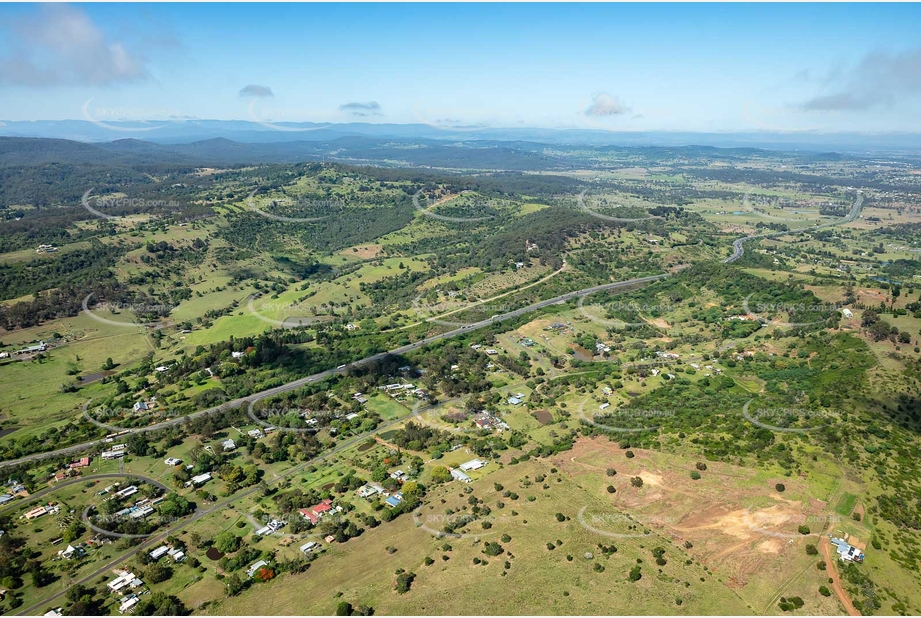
xmin=298 ymin=499 xmax=333 ymax=525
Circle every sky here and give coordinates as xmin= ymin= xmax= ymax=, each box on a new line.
xmin=0 ymin=2 xmax=920 ymax=133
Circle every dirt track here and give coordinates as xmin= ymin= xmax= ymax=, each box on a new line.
xmin=819 ymin=536 xmax=861 ymax=616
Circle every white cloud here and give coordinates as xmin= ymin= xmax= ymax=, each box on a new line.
xmin=239 ymin=84 xmax=274 ymax=98
xmin=801 ymin=47 xmax=921 ymax=111
xmin=585 ymin=92 xmax=631 ymax=117
xmin=0 ymin=4 xmax=149 ymax=87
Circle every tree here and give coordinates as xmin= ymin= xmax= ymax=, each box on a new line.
xmin=628 ymin=565 xmax=642 ymax=581
xmin=336 ymin=602 xmax=354 ymax=616
xmin=775 ymin=483 xmax=785 ymax=492
xmin=214 ymin=530 xmax=242 ymax=554
xmin=395 ymin=571 xmax=416 ymax=594
xmin=798 ymin=525 xmax=810 ymax=535
xmin=146 ymin=562 xmax=173 ymax=584
xmin=630 ymin=476 xmax=644 ymax=488
xmin=690 ymin=471 xmax=701 ymax=480
xmin=135 ymin=592 xmax=190 ymax=615
xmin=606 ymin=468 xmax=616 ymax=476
xmin=430 ymin=467 xmax=452 ymax=484
xmin=805 ymin=544 xmax=818 ymax=555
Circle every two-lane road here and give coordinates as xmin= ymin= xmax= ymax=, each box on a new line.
xmin=0 ymin=192 xmax=863 ymax=469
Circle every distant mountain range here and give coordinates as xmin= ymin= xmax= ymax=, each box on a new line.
xmin=1 ymin=119 xmax=920 ymax=153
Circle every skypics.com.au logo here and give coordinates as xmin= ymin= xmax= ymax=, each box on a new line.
xmin=246 ymin=186 xmax=342 ymax=223
xmin=412 ymin=190 xmax=498 ymax=224
xmin=740 ymin=295 xmax=839 ymax=328
xmin=579 ymin=402 xmax=674 ymax=434
xmin=576 ymin=296 xmax=677 ymax=330
xmin=82 ymin=295 xmax=175 ymax=329
xmin=741 ymin=400 xmax=841 ymax=434
xmin=82 ymin=188 xmax=180 ymax=221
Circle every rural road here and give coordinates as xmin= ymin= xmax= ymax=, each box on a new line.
xmin=0 ymin=191 xmax=864 ymax=469
xmin=12 ymin=399 xmax=444 ymax=617
xmin=820 ymin=536 xmax=861 ymax=616
xmin=0 ymin=273 xmax=665 ymax=469
xmin=0 ymin=473 xmax=169 ymax=517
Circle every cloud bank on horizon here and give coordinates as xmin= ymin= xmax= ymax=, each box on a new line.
xmin=0 ymin=3 xmax=919 ymax=133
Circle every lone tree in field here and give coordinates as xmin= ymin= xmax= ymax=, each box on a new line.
xmin=775 ymin=483 xmax=786 ymax=492
xmin=630 ymin=476 xmax=644 ymax=488
xmin=606 ymin=468 xmax=617 ymax=476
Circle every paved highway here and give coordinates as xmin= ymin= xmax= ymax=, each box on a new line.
xmin=9 ymin=192 xmax=866 ymax=614
xmin=1 ymin=192 xmax=863 ymax=469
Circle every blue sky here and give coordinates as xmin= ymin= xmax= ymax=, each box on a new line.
xmin=1 ymin=3 xmax=919 ymax=132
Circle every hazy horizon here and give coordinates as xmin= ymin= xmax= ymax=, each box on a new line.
xmin=1 ymin=3 xmax=919 ymax=134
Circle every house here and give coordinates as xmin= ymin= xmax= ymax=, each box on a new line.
xmin=154 ymin=366 xmax=169 ymax=373
xmin=830 ymin=537 xmax=865 ymax=563
xmin=43 ymin=609 xmax=63 ymax=617
xmin=299 ymin=499 xmax=333 ymax=525
xmin=247 ymin=429 xmax=264 ymax=439
xmin=167 ymin=547 xmax=185 ymax=562
xmin=133 ymin=401 xmax=149 ymax=412
xmin=459 ymin=459 xmax=486 ymax=472
xmin=164 ymin=457 xmax=182 ymax=466
xmin=0 ymin=494 xmax=13 ymax=505
xmin=246 ymin=560 xmax=269 ymax=579
xmin=101 ymin=444 xmax=127 ymax=460
xmin=68 ymin=457 xmax=90 ymax=469
xmin=59 ymin=544 xmax=86 ymax=560
xmin=345 ymin=413 xmax=360 ymax=421
xmin=119 ymin=595 xmax=139 ymax=614
xmin=113 ymin=485 xmax=138 ymax=500
xmin=149 ymin=546 xmax=169 ymax=561
xmin=186 ymin=473 xmax=211 ymax=487
xmin=507 ymin=396 xmax=522 ymax=406
xmin=130 ymin=506 xmax=154 ymax=519
xmin=384 ymin=493 xmax=403 ymax=508
xmin=299 ymin=541 xmax=320 ymax=554
xmin=485 ymin=349 xmax=498 ymax=355
xmin=107 ymin=571 xmax=142 ymax=593
xmin=841 ymin=308 xmax=854 ymax=319
xmin=450 ymin=468 xmax=471 ymax=483
xmin=24 ymin=506 xmax=48 ymax=520
xmin=222 ymin=439 xmax=237 ymax=451
xmin=231 ymin=351 xmax=244 ymax=359
xmin=15 ymin=341 xmax=46 ymax=355
xmin=389 ymin=470 xmax=407 ymax=481
xmin=357 ymin=484 xmax=384 ymax=499
xmin=599 ymin=403 xmax=610 ymax=410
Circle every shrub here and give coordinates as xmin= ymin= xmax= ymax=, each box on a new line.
xmin=819 ymin=586 xmax=831 ymax=597
xmin=628 ymin=565 xmax=642 ymax=582
xmin=606 ymin=468 xmax=616 ymax=476
xmin=690 ymin=471 xmax=701 ymax=480
xmin=630 ymin=476 xmax=644 ymax=488
xmin=606 ymin=485 xmax=616 ymax=493
xmin=625 ymin=451 xmax=635 ymax=458
xmin=555 ymin=513 xmax=565 ymax=522
xmin=775 ymin=483 xmax=785 ymax=492
xmin=798 ymin=525 xmax=810 ymax=535
xmin=394 ymin=572 xmax=416 ymax=594
xmin=805 ymin=544 xmax=818 ymax=555
xmin=695 ymin=462 xmax=707 ymax=471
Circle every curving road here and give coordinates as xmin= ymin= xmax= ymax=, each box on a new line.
xmin=12 ymin=402 xmax=443 ymax=617
xmin=0 ymin=473 xmax=169 ymax=516
xmin=0 ymin=192 xmax=863 ymax=470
